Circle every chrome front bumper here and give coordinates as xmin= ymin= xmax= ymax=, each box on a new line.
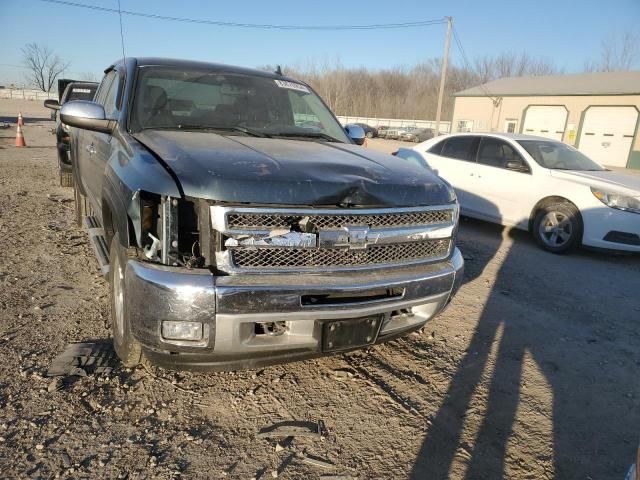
xmin=125 ymin=248 xmax=464 ymax=370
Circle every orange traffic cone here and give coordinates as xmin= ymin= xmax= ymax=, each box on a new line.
xmin=17 ymin=112 xmax=24 ymax=126
xmin=15 ymin=124 xmax=26 ymax=147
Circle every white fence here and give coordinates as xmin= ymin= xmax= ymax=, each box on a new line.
xmin=0 ymin=88 xmax=57 ymax=101
xmin=337 ymin=115 xmax=451 ymax=134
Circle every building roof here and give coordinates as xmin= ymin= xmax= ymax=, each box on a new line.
xmin=454 ymin=71 xmax=640 ymax=97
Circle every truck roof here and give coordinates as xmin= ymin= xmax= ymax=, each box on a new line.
xmin=111 ymin=57 xmax=299 ymax=83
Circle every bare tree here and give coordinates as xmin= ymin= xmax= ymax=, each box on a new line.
xmin=584 ymin=31 xmax=639 ymax=72
xmin=264 ymin=51 xmax=559 ymax=120
xmin=21 ymin=43 xmax=70 ymax=92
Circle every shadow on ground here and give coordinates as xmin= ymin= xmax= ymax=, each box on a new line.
xmin=410 ymin=195 xmax=639 ymax=479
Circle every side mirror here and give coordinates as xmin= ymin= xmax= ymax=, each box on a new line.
xmin=344 ymin=124 xmax=366 ymax=146
xmin=60 ymin=100 xmax=115 ymax=134
xmin=505 ymin=160 xmax=530 ymax=173
xmin=44 ymin=99 xmax=61 ymax=111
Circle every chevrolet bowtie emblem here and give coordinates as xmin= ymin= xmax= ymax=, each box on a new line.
xmin=318 ymin=226 xmax=370 ymax=250
xmin=345 ymin=226 xmax=369 ymax=249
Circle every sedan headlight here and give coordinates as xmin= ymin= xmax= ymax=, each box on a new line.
xmin=591 ymin=187 xmax=640 ymax=214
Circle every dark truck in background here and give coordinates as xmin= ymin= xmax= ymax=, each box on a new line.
xmin=44 ymin=79 xmax=98 ymax=186
xmin=59 ymin=57 xmax=464 ymax=371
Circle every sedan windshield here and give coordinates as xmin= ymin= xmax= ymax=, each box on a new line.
xmin=130 ymin=66 xmax=348 ymax=142
xmin=517 ymin=140 xmax=605 ymax=171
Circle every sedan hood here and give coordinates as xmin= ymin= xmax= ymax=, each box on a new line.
xmin=550 ymin=169 xmax=640 ymax=196
xmin=133 ymin=130 xmax=453 ymax=206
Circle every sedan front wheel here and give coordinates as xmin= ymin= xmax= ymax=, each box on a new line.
xmin=533 ymin=202 xmax=582 ymax=254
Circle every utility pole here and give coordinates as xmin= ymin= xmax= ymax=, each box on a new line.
xmin=435 ymin=16 xmax=452 ymax=136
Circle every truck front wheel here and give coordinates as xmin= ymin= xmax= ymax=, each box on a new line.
xmin=109 ymin=233 xmax=143 ymax=367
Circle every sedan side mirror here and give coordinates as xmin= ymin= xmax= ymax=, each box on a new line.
xmin=60 ymin=100 xmax=115 ymax=134
xmin=344 ymin=124 xmax=366 ymax=146
xmin=44 ymin=99 xmax=61 ymax=110
xmin=505 ymin=160 xmax=530 ymax=173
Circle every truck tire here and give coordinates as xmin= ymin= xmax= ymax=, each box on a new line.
xmin=109 ymin=233 xmax=143 ymax=367
xmin=58 ymin=150 xmax=74 ymax=188
xmin=74 ymin=186 xmax=87 ymax=227
xmin=532 ymin=202 xmax=582 ymax=254
xmin=60 ymin=172 xmax=74 ymax=187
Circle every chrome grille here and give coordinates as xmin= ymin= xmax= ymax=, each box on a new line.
xmin=230 ymin=239 xmax=450 ymax=269
xmin=227 ymin=209 xmax=452 ymax=230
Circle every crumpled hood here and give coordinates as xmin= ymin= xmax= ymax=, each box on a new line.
xmin=133 ymin=130 xmax=453 ymax=206
xmin=550 ymin=169 xmax=640 ymax=197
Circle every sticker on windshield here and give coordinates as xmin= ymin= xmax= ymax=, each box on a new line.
xmin=72 ymin=88 xmax=91 ymax=93
xmin=274 ymin=79 xmax=310 ymax=93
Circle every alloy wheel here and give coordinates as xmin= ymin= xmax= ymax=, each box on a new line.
xmin=538 ymin=211 xmax=573 ymax=248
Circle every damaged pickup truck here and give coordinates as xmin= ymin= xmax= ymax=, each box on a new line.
xmin=60 ymin=57 xmax=464 ymax=370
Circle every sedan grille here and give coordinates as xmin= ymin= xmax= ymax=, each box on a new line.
xmin=227 ymin=209 xmax=452 ymax=230
xmin=229 ymin=239 xmax=450 ymax=270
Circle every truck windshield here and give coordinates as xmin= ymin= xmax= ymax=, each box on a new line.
xmin=66 ymin=85 xmax=97 ymax=102
xmin=517 ymin=140 xmax=605 ymax=171
xmin=130 ymin=66 xmax=349 ymax=143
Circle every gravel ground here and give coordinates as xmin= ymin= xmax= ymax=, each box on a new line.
xmin=0 ymin=99 xmax=639 ymax=479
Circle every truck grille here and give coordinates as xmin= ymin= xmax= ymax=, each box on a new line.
xmin=227 ymin=209 xmax=452 ymax=230
xmin=213 ymin=205 xmax=457 ymax=272
xmin=230 ymin=239 xmax=450 ymax=269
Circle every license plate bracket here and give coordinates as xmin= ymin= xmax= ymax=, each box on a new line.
xmin=322 ymin=315 xmax=383 ymax=352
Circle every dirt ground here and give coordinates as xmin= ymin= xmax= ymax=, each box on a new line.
xmin=0 ymin=98 xmax=639 ymax=480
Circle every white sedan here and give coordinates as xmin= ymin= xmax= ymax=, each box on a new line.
xmin=405 ymin=133 xmax=640 ymax=253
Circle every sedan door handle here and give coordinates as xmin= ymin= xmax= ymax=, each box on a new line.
xmin=86 ymin=143 xmax=96 ymax=155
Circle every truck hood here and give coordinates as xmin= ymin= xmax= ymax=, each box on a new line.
xmin=133 ymin=130 xmax=453 ymax=206
xmin=549 ymin=169 xmax=640 ymax=197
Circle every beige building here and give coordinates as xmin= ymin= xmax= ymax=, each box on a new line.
xmin=451 ymin=71 xmax=640 ymax=169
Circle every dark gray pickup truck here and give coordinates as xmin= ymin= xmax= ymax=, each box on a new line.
xmin=60 ymin=57 xmax=463 ymax=371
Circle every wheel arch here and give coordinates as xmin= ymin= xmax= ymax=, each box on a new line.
xmin=102 ymin=187 xmax=134 ymax=251
xmin=528 ymin=196 xmax=583 ymax=232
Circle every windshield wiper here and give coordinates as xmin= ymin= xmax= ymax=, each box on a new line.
xmin=270 ymin=131 xmax=342 ymax=143
xmin=176 ymin=125 xmax=270 ymax=138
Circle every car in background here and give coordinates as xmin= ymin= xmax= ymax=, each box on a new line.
xmin=44 ymin=80 xmax=98 ymax=187
xmin=402 ymin=127 xmax=435 ymax=143
xmin=412 ymin=133 xmax=640 ymax=254
xmin=377 ymin=125 xmax=390 ymax=139
xmin=354 ymin=122 xmax=378 ymax=138
xmin=385 ymin=125 xmax=418 ymax=140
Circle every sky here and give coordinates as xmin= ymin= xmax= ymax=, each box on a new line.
xmin=1 ymin=0 xmax=639 ymax=87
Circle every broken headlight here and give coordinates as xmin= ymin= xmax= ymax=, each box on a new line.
xmin=139 ymin=194 xmax=205 ymax=267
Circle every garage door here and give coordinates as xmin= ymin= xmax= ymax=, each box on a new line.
xmin=578 ymin=106 xmax=638 ymax=168
xmin=522 ymin=106 xmax=567 ymax=141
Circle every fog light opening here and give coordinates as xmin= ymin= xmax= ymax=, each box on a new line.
xmin=254 ymin=321 xmax=288 ymax=337
xmin=161 ymin=321 xmax=203 ymax=341
xmin=391 ymin=308 xmax=414 ymax=318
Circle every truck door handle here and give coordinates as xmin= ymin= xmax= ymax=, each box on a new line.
xmin=86 ymin=143 xmax=96 ymax=155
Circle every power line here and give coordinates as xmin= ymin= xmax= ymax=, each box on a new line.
xmin=37 ymin=0 xmax=448 ymax=31
xmin=451 ymin=24 xmax=497 ymax=101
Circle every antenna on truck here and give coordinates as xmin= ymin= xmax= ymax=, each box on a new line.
xmin=117 ymin=0 xmax=127 ymax=63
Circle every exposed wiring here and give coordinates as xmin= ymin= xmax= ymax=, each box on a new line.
xmin=37 ymin=0 xmax=448 ymax=31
